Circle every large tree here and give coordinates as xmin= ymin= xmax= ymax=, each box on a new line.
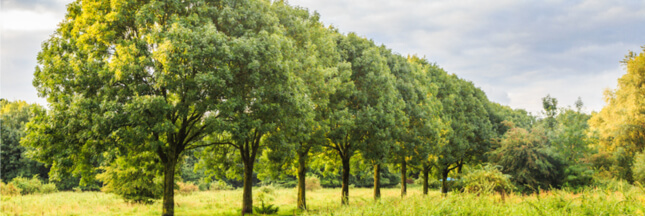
xmin=589 ymin=46 xmax=645 ymax=181
xmin=21 ymin=1 xmax=293 ymax=215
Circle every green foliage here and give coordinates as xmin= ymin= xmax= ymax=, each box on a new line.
xmin=9 ymin=175 xmax=57 ymax=195
xmin=0 ymin=99 xmax=49 ymax=182
xmin=461 ymin=164 xmax=514 ymax=195
xmin=209 ymin=180 xmax=234 ymax=191
xmin=96 ymin=153 xmax=163 ymax=204
xmin=632 ymin=151 xmax=645 ymax=184
xmin=490 ymin=126 xmax=565 ymax=192
xmin=562 ymin=164 xmax=594 ymax=189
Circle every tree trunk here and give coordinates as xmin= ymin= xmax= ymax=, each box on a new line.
xmin=401 ymin=159 xmax=407 ymax=197
xmin=373 ymin=163 xmax=381 ymax=200
xmin=296 ymin=151 xmax=307 ymax=210
xmin=457 ymin=159 xmax=464 ymax=174
xmin=441 ymin=168 xmax=449 ymax=195
xmin=162 ymin=156 xmax=177 ymax=216
xmin=242 ymin=159 xmax=254 ymax=214
xmin=341 ymin=156 xmax=350 ymax=205
xmin=423 ymin=165 xmax=430 ymax=195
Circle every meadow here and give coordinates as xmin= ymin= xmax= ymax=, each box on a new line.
xmin=2 ymin=184 xmax=645 ymax=216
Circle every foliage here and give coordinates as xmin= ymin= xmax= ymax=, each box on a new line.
xmin=9 ymin=175 xmax=57 ymax=195
xmin=589 ymin=46 xmax=645 ymax=181
xmin=97 ymin=153 xmax=163 ymax=204
xmin=461 ymin=164 xmax=514 ymax=195
xmin=562 ymin=164 xmax=594 ymax=189
xmin=209 ymin=180 xmax=234 ymax=191
xmin=0 ymin=99 xmax=49 ymax=182
xmin=490 ymin=126 xmax=565 ymax=192
xmin=632 ymin=151 xmax=645 ymax=184
xmin=254 ymin=185 xmax=279 ymax=214
xmin=0 ymin=182 xmax=21 ymax=196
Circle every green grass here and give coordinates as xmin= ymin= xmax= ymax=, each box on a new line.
xmin=2 ymin=185 xmax=645 ymax=215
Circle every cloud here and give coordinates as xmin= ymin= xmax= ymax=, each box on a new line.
xmin=289 ymin=0 xmax=645 ymax=113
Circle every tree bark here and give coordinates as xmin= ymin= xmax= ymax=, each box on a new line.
xmin=296 ymin=151 xmax=307 ymax=210
xmin=422 ymin=165 xmax=430 ymax=195
xmin=373 ymin=163 xmax=381 ymax=200
xmin=162 ymin=156 xmax=177 ymax=216
xmin=401 ymin=159 xmax=407 ymax=197
xmin=457 ymin=159 xmax=464 ymax=174
xmin=441 ymin=168 xmax=449 ymax=195
xmin=242 ymin=158 xmax=254 ymax=214
xmin=341 ymin=156 xmax=350 ymax=205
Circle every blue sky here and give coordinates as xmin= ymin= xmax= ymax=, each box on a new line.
xmin=2 ymin=0 xmax=645 ymax=114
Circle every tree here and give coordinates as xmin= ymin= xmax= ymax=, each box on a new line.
xmin=542 ymin=94 xmax=558 ymax=130
xmin=0 ymin=99 xmax=49 ymax=182
xmin=22 ymin=1 xmax=278 ymax=215
xmin=490 ymin=126 xmax=564 ymax=192
xmin=324 ymin=33 xmax=401 ymax=204
xmin=391 ymin=56 xmax=445 ymax=196
xmin=589 ymin=46 xmax=645 ymax=181
xmin=428 ymin=72 xmax=494 ymax=194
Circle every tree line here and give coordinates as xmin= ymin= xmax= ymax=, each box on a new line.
xmin=2 ymin=0 xmax=645 ymax=215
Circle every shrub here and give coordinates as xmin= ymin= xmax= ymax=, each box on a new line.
xmin=40 ymin=183 xmax=58 ymax=194
xmin=10 ymin=176 xmax=42 ymax=195
xmin=254 ymin=185 xmax=278 ymax=214
xmin=461 ymin=164 xmax=514 ymax=196
xmin=1 ymin=182 xmax=21 ymax=196
xmin=176 ymin=182 xmax=199 ymax=195
xmin=209 ymin=180 xmax=234 ymax=191
xmin=305 ymin=175 xmax=322 ymax=191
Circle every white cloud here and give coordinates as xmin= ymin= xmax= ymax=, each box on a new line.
xmin=1 ymin=9 xmax=62 ymax=31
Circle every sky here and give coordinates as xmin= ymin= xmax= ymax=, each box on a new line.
xmin=2 ymin=0 xmax=645 ymax=115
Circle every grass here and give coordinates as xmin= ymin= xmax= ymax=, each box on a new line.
xmin=2 ymin=185 xmax=644 ymax=215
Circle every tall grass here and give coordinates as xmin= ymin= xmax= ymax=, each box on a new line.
xmin=1 ymin=185 xmax=644 ymax=215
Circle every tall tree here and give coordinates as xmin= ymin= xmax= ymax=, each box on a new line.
xmin=324 ymin=33 xmax=401 ymax=204
xmin=21 ymin=1 xmax=289 ymax=215
xmin=589 ymin=46 xmax=645 ymax=181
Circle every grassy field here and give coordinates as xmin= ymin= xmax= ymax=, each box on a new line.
xmin=2 ymin=185 xmax=645 ymax=215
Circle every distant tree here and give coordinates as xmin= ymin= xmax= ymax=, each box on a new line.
xmin=0 ymin=99 xmax=49 ymax=182
xmin=490 ymin=126 xmax=565 ymax=192
xmin=542 ymin=94 xmax=558 ymax=130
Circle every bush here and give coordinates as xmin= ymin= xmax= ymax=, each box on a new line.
xmin=176 ymin=182 xmax=198 ymax=195
xmin=11 ymin=176 xmax=42 ymax=195
xmin=461 ymin=164 xmax=514 ymax=196
xmin=8 ymin=175 xmax=57 ymax=195
xmin=305 ymin=175 xmax=322 ymax=191
xmin=40 ymin=183 xmax=58 ymax=194
xmin=0 ymin=182 xmax=21 ymax=196
xmin=209 ymin=180 xmax=234 ymax=191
